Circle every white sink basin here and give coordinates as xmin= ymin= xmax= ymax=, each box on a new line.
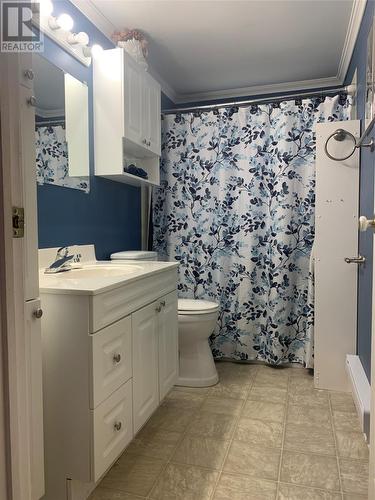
xmin=53 ymin=264 xmax=142 ymax=279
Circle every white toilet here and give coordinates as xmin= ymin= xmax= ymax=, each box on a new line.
xmin=177 ymin=299 xmax=219 ymax=387
xmin=110 ymin=250 xmax=159 ymax=261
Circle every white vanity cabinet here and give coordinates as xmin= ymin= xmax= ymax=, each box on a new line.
xmin=93 ymin=48 xmax=161 ymax=186
xmin=40 ymin=265 xmax=178 ymax=500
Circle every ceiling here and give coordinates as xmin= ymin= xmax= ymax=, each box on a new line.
xmin=72 ymin=0 xmax=365 ymax=103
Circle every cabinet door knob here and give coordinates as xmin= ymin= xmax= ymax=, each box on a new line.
xmin=113 ymin=353 xmax=121 ymax=363
xmin=33 ymin=308 xmax=43 ymax=319
xmin=24 ymin=69 xmax=34 ymax=80
xmin=114 ymin=421 xmax=122 ymax=431
xmin=27 ymin=96 xmax=36 ymax=107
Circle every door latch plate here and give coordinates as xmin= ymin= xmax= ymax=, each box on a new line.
xmin=12 ymin=207 xmax=24 ymax=238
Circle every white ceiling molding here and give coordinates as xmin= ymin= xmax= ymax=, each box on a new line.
xmin=174 ymin=76 xmax=343 ymax=104
xmin=71 ymin=0 xmax=366 ymax=104
xmin=336 ymin=0 xmax=367 ymax=84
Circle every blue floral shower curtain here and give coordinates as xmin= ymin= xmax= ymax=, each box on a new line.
xmin=153 ymin=96 xmax=351 ymax=366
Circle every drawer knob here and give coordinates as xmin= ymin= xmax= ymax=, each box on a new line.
xmin=160 ymin=300 xmax=166 ymax=307
xmin=114 ymin=421 xmax=122 ymax=432
xmin=155 ymin=305 xmax=162 ymax=313
xmin=113 ymin=353 xmax=121 ymax=363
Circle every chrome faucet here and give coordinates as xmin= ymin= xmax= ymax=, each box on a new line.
xmin=45 ymin=246 xmax=74 ymax=274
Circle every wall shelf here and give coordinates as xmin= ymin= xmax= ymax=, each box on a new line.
xmin=96 ymin=172 xmax=160 ymax=188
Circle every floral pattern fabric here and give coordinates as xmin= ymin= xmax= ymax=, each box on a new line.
xmin=36 ymin=125 xmax=89 ymax=193
xmin=153 ymin=96 xmax=351 ymax=366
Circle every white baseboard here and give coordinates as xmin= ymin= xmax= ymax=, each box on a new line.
xmin=346 ymin=354 xmax=371 ymax=441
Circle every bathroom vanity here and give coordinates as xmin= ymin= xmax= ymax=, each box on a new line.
xmin=39 ymin=246 xmax=178 ymax=500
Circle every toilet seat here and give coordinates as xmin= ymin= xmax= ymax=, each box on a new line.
xmin=178 ymin=299 xmax=219 ymax=315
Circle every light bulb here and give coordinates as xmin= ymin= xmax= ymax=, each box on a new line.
xmin=91 ymin=44 xmax=103 ymax=58
xmin=56 ymin=13 xmax=74 ymax=31
xmin=39 ymin=0 xmax=53 ymax=16
xmin=67 ymin=31 xmax=89 ymax=46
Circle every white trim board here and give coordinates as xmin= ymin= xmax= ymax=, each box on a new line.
xmin=346 ymin=354 xmax=371 ymax=441
xmin=71 ymin=0 xmax=366 ymax=104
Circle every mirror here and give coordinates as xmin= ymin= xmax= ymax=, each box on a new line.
xmin=33 ymin=55 xmax=90 ymax=193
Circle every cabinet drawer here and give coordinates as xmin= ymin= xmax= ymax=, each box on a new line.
xmin=91 ymin=316 xmax=132 ymax=408
xmin=92 ymin=380 xmax=133 ymax=482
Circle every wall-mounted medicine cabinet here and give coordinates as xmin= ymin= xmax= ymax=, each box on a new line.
xmin=93 ymin=48 xmax=161 ymax=187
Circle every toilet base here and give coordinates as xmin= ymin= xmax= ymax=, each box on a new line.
xmin=176 ymin=372 xmax=219 ymax=388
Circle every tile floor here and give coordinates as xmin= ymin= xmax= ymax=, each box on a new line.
xmin=89 ymin=362 xmax=369 ymax=500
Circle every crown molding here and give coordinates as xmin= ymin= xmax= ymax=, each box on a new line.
xmin=173 ymin=76 xmax=342 ymax=104
xmin=71 ymin=0 xmax=365 ymax=105
xmin=337 ymin=0 xmax=367 ymax=84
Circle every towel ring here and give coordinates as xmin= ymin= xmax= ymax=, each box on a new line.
xmin=324 ymin=128 xmax=375 ymax=162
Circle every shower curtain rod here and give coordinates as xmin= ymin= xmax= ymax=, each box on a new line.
xmin=162 ymin=85 xmax=352 ymax=115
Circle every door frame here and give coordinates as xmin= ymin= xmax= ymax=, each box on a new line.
xmin=0 ymin=53 xmax=36 ymax=500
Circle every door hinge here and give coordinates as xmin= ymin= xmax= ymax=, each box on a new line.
xmin=12 ymin=207 xmax=24 ymax=238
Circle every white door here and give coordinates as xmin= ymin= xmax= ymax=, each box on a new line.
xmin=314 ymin=121 xmax=360 ymax=391
xmin=158 ymin=292 xmax=178 ymax=400
xmin=132 ymin=302 xmax=159 ymax=433
xmin=123 ymin=52 xmax=142 ymax=147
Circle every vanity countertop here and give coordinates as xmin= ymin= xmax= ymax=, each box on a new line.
xmin=39 ymin=260 xmax=178 ymax=296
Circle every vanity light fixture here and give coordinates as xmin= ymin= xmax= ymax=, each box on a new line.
xmin=49 ymin=13 xmax=74 ymax=31
xmin=83 ymin=44 xmax=104 ymax=58
xmin=39 ymin=0 xmax=54 ymax=17
xmin=67 ymin=31 xmax=89 ymax=47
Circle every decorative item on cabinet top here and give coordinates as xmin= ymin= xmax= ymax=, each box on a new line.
xmin=93 ymin=47 xmax=161 ymax=187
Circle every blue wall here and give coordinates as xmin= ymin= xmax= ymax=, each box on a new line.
xmin=38 ymin=0 xmax=162 ymax=259
xmin=345 ymin=0 xmax=375 ymax=381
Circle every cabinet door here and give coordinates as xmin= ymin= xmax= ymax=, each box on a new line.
xmin=123 ymin=52 xmax=142 ymax=146
xmin=148 ymin=75 xmax=161 ymax=156
xmin=142 ymin=73 xmax=161 ymax=156
xmin=132 ymin=302 xmax=159 ymax=433
xmin=158 ymin=292 xmax=178 ymax=400
xmin=25 ymin=299 xmax=45 ymax=499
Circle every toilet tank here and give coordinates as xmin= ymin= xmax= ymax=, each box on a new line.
xmin=110 ymin=250 xmax=158 ymax=261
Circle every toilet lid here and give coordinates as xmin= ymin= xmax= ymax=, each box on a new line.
xmin=178 ymin=299 xmax=219 ymax=314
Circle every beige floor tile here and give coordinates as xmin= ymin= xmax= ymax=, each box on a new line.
xmin=257 ymin=365 xmax=290 ymax=377
xmin=288 ymin=367 xmax=313 ymax=378
xmin=213 ymin=473 xmax=277 ymax=500
xmin=288 ymin=389 xmax=330 ymax=408
xmin=287 ymin=404 xmax=332 ymax=429
xmin=333 ymin=411 xmax=362 ymax=433
xmin=173 ymin=385 xmax=210 ymax=395
xmin=329 ymin=392 xmax=357 ymax=413
xmin=242 ymin=400 xmax=286 ymax=423
xmin=201 ymin=396 xmax=244 ymax=416
xmin=288 ymin=376 xmax=315 ymax=394
xmin=278 ymin=483 xmax=341 ymax=499
xmin=280 ymin=451 xmax=340 ymax=491
xmin=172 ymin=435 xmax=230 ymax=469
xmin=209 ymin=380 xmax=251 ymax=399
xmin=162 ymin=389 xmax=206 ymax=410
xmin=254 ymin=373 xmax=289 ymax=390
xmin=340 ymin=458 xmax=369 ymax=495
xmin=149 ymin=463 xmax=219 ymax=500
xmin=224 ymin=441 xmax=281 ymax=480
xmin=343 ymin=495 xmax=368 ymax=500
xmin=89 ymin=488 xmax=145 ymax=500
xmin=216 ymin=365 xmax=256 ymax=384
xmin=100 ymin=455 xmax=165 ymax=497
xmin=186 ymin=410 xmax=238 ymax=440
xmin=335 ymin=431 xmax=369 ymax=460
xmin=145 ymin=406 xmax=194 ymax=432
xmin=126 ymin=427 xmax=182 ymax=460
xmin=248 ymin=386 xmax=287 ymax=403
xmin=284 ymin=422 xmax=336 ymax=456
xmin=234 ymin=416 xmax=283 ymax=448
